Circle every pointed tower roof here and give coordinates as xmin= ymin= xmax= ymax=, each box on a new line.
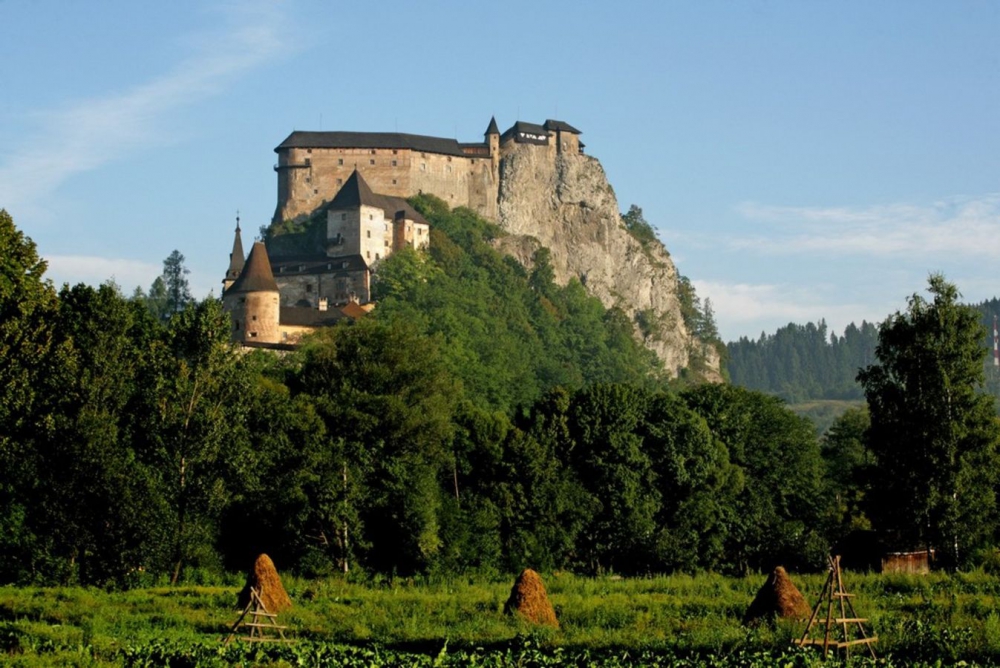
xmin=485 ymin=116 xmax=500 ymax=136
xmin=228 ymin=241 xmax=278 ymax=293
xmin=225 ymin=215 xmax=245 ymax=282
xmin=328 ymin=169 xmax=379 ymax=210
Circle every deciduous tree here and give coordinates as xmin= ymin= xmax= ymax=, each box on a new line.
xmin=858 ymin=274 xmax=1000 ymax=567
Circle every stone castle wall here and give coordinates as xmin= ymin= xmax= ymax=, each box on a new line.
xmin=224 ymin=291 xmax=281 ymax=344
xmin=275 ymin=146 xmax=497 ymax=224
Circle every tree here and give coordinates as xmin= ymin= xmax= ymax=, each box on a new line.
xmin=0 ymin=209 xmax=67 ymax=583
xmin=857 ymin=274 xmax=1000 ymax=567
xmin=162 ymin=250 xmax=192 ymax=316
xmin=621 ymin=204 xmax=659 ymax=247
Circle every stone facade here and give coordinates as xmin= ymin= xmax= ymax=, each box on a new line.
xmin=224 ymin=171 xmax=428 ymax=347
xmin=272 ymin=118 xmax=582 ymax=226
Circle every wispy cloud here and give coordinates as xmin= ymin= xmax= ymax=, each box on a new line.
xmin=46 ymin=255 xmax=162 ymax=292
xmin=731 ymin=194 xmax=1000 ymax=257
xmin=693 ymin=279 xmax=890 ymax=341
xmin=0 ymin=2 xmax=292 ymax=217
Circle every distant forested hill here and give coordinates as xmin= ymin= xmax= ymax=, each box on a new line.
xmin=728 ymin=300 xmax=1000 ymax=404
xmin=726 ymin=320 xmax=878 ymax=402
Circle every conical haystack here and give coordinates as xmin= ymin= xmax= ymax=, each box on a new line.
xmin=237 ymin=554 xmax=292 ymax=614
xmin=743 ymin=566 xmax=811 ymax=625
xmin=504 ymin=569 xmax=559 ymax=628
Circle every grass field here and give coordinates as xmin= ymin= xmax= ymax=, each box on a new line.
xmin=4 ymin=570 xmax=1000 ymax=666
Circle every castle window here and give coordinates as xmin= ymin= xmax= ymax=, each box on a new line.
xmin=249 ymin=332 xmax=257 ymax=338
xmin=239 ymin=297 xmax=246 ymax=303
xmin=391 ymin=160 xmax=397 ymax=167
xmin=313 ymin=189 xmax=318 ymax=194
xmin=304 ymin=158 xmax=311 ymax=166
xmin=234 ymin=321 xmax=239 ymax=330
xmin=366 ymin=251 xmax=371 ymax=259
xmin=252 ymin=315 xmax=257 ymax=321
xmin=392 ymin=179 xmax=397 ymax=185
xmin=370 ymin=149 xmax=376 ymax=155
xmin=420 ymin=163 xmax=426 ymax=171
xmin=341 ymin=213 xmax=346 ymax=220
xmin=306 ymin=284 xmax=313 ymax=292
xmin=306 ymin=177 xmax=311 ymax=183
xmin=384 ymin=240 xmax=389 ymax=247
xmin=338 ymin=158 xmax=344 ymax=166
xmin=342 ymin=261 xmax=348 ymax=268
xmin=367 ymin=230 xmax=371 ymax=238
xmin=369 ymin=159 xmax=375 ymax=165
xmin=446 ymin=165 xmax=452 ymax=174
xmin=369 ymin=214 xmax=373 ymax=220
xmin=447 ymin=156 xmax=452 ymax=162
xmin=337 ymin=178 xmax=343 ymax=185
xmin=392 ymin=149 xmax=397 ymax=154
xmin=375 ymin=253 xmax=380 ymax=260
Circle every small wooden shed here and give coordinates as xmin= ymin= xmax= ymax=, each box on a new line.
xmin=881 ymin=549 xmax=933 ymax=574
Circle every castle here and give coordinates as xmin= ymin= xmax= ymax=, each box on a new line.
xmin=223 ymin=117 xmax=582 ymax=347
xmin=272 ymin=117 xmax=582 ymax=224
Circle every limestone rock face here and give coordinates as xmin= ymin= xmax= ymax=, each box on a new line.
xmin=495 ymin=144 xmax=721 ymax=380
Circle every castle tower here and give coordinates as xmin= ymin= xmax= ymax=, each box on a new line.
xmin=222 ymin=241 xmax=281 ymax=345
xmin=222 ymin=214 xmax=245 ymax=293
xmin=485 ymin=116 xmax=500 ymax=182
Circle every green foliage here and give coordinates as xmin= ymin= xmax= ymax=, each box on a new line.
xmin=621 ymin=204 xmax=659 ymax=248
xmin=373 ymin=198 xmax=663 ymax=412
xmin=821 ymin=406 xmax=873 ymax=539
xmin=728 ymin=319 xmax=879 ymax=402
xmin=859 ymin=274 xmax=1000 ymax=567
xmin=681 ymin=384 xmax=828 ymax=571
xmin=0 ymin=209 xmax=67 ymax=584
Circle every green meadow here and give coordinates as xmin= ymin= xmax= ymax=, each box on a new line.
xmin=5 ymin=571 xmax=1000 ymax=666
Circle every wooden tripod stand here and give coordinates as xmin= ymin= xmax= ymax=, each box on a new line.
xmin=794 ymin=555 xmax=877 ymax=659
xmin=223 ymin=587 xmax=291 ymax=644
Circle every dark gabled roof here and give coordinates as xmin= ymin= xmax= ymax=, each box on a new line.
xmin=271 ymin=253 xmax=370 ymax=275
xmin=328 ymin=169 xmax=377 ymax=210
xmin=225 ymin=219 xmax=245 ymax=281
xmin=485 ymin=116 xmax=500 ymax=136
xmin=275 ymin=131 xmax=472 ymax=158
xmin=543 ymin=119 xmax=581 ymax=134
xmin=280 ymin=305 xmax=348 ymax=328
xmin=228 ymin=241 xmax=278 ymax=293
xmin=500 ymin=121 xmax=550 ymax=145
xmin=323 ymin=170 xmax=429 ymax=225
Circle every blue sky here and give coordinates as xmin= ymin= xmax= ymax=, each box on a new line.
xmin=2 ymin=1 xmax=998 ymax=341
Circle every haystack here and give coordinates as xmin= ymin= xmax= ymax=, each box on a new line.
xmin=237 ymin=553 xmax=292 ymax=614
xmin=743 ymin=566 xmax=811 ymax=626
xmin=504 ymin=569 xmax=559 ymax=628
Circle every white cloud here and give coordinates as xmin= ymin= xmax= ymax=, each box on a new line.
xmin=693 ymin=279 xmax=890 ymax=341
xmin=0 ymin=2 xmax=292 ymax=216
xmin=46 ymin=255 xmax=162 ymax=292
xmin=731 ymin=194 xmax=1000 ymax=257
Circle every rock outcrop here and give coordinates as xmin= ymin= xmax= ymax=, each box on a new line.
xmin=495 ymin=144 xmax=721 ymax=380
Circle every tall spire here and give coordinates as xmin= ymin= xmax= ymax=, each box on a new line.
xmin=485 ymin=115 xmax=500 ymax=136
xmin=224 ymin=212 xmax=246 ymax=288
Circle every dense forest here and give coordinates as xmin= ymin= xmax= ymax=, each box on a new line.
xmin=728 ymin=303 xmax=1000 ymax=404
xmin=1 ymin=203 xmax=998 ymax=588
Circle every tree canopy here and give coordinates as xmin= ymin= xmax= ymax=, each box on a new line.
xmin=858 ymin=274 xmax=1000 ymax=567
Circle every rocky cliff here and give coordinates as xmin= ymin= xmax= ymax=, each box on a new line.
xmin=494 ymin=144 xmax=722 ymax=381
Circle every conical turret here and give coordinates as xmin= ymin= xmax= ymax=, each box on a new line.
xmin=223 ymin=241 xmax=281 ymax=345
xmin=484 ymin=115 xmax=500 ymax=137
